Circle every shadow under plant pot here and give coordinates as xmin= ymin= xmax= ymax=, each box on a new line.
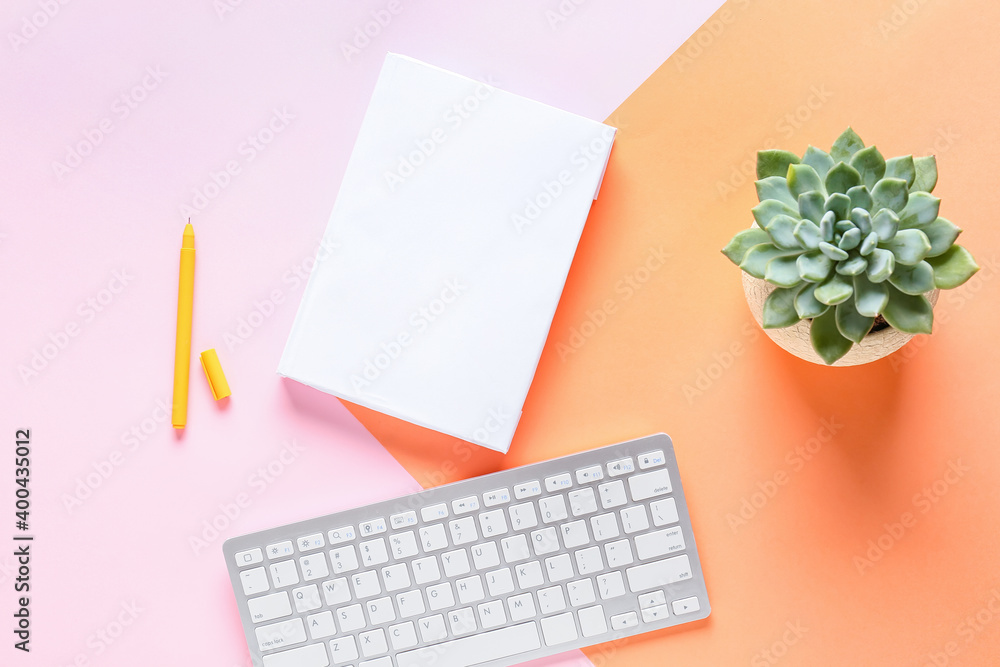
xmin=742 ymin=271 xmax=939 ymax=367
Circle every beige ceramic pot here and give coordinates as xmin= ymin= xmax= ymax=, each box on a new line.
xmin=743 ymin=271 xmax=939 ymax=366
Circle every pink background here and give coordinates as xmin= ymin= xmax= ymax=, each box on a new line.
xmin=0 ymin=1 xmax=723 ymax=665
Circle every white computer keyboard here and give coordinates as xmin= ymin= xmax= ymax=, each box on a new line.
xmin=224 ymin=433 xmax=710 ymax=667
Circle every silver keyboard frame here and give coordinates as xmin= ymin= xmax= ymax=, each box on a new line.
xmin=224 ymin=433 xmax=710 ymax=666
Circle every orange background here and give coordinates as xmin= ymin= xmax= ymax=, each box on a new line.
xmin=346 ymin=0 xmax=1000 ymax=664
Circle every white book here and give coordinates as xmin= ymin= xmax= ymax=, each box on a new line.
xmin=279 ymin=54 xmax=615 ymax=453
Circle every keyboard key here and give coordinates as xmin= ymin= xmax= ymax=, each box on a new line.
xmin=351 ymin=570 xmax=381 ymax=599
xmin=635 ymin=526 xmax=686 ymax=560
xmin=298 ymin=533 xmax=326 ymax=552
xmin=306 ymin=610 xmax=337 ymax=639
xmin=596 ymin=571 xmax=626 ymax=599
xmin=515 ymin=560 xmax=544 ymax=589
xmin=241 ymin=567 xmax=270 ymax=596
xmin=300 ymin=554 xmax=329 ymax=581
xmin=472 ymin=541 xmax=500 ymax=570
xmin=508 ymin=503 xmax=538 ymax=531
xmin=672 ymin=596 xmax=701 ymax=615
xmin=365 ymin=596 xmax=396 ymax=625
xmin=266 ymin=541 xmax=295 ymax=559
xmin=248 ymin=591 xmax=292 ymax=623
xmin=449 ymin=607 xmax=477 ymax=635
xmin=235 ymin=548 xmax=263 ymax=567
xmin=578 ymin=604 xmax=607 ymax=637
xmin=456 ymin=575 xmax=485 ymax=603
xmin=336 ymin=603 xmax=365 ymax=632
xmin=540 ymin=612 xmax=577 ymax=646
xmin=607 ymin=458 xmax=635 ymax=477
xmin=575 ymin=465 xmax=604 ymax=484
xmin=650 ymin=498 xmax=679 ymax=526
xmin=396 ymin=590 xmax=425 ymax=618
xmin=530 ymin=527 xmax=559 ymax=555
xmin=418 ymin=614 xmax=447 ymax=642
xmin=359 ymin=518 xmax=387 ymax=536
xmin=483 ymin=488 xmax=511 ymax=507
xmin=390 ymin=511 xmax=418 ymax=529
xmin=620 ymin=505 xmax=649 ymax=534
xmin=501 ymin=534 xmax=530 ymax=563
xmin=389 ymin=531 xmax=419 ymax=559
xmin=263 ymin=643 xmax=330 ymax=667
xmin=544 ymin=553 xmax=574 ymax=582
xmin=328 ymin=526 xmax=356 ymax=545
xmin=256 ymin=617 xmax=306 ymax=651
xmin=537 ymin=585 xmax=566 ymax=614
xmin=590 ymin=513 xmax=620 ymax=541
xmin=538 ymin=496 xmax=568 ymax=523
xmin=329 ymin=635 xmax=358 ymax=664
xmin=610 ymin=611 xmax=638 ymax=631
xmin=397 ymin=621 xmax=541 ymax=667
xmin=442 ymin=549 xmax=471 ymax=577
xmin=638 ymin=591 xmax=666 ymax=608
xmin=269 ymin=560 xmax=299 ymax=588
xmin=381 ymin=562 xmax=411 ymax=592
xmin=452 ymin=496 xmax=480 ymax=514
xmin=427 ymin=582 xmax=455 ymax=610
xmin=389 ymin=621 xmax=418 ymax=650
xmin=293 ymin=584 xmax=322 ymax=613
xmin=360 ymin=627 xmax=388 ymax=657
xmin=567 ymin=578 xmax=596 ymax=606
xmin=479 ymin=509 xmax=508 ymax=537
xmin=598 ymin=480 xmax=628 ymax=509
xmin=360 ymin=657 xmax=393 ymax=667
xmin=329 ymin=545 xmax=359 ymax=573
xmin=321 ymin=578 xmax=350 ymax=606
xmin=514 ymin=481 xmax=542 ymax=499
xmin=485 ymin=567 xmax=515 ymax=596
xmin=638 ymin=450 xmax=666 ymax=469
xmin=575 ymin=546 xmax=603 ymax=576
xmin=508 ymin=593 xmax=536 ymax=621
xmin=604 ymin=539 xmax=634 ymax=568
xmin=569 ymin=488 xmax=598 ymax=516
xmin=449 ymin=516 xmax=478 ymax=545
xmin=411 ymin=556 xmax=441 ymax=584
xmin=421 ymin=503 xmax=448 ymax=522
xmin=544 ymin=473 xmax=572 ymax=493
xmin=560 ymin=520 xmax=590 ymax=549
xmin=419 ymin=524 xmax=449 ymax=552
xmin=360 ymin=538 xmax=389 ymax=566
xmin=641 ymin=604 xmax=669 ymax=623
xmin=478 ymin=600 xmax=507 ymax=628
xmin=625 ymin=555 xmax=692 ymax=592
xmin=628 ymin=468 xmax=672 ymax=502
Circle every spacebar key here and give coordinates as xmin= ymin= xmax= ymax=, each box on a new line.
xmin=397 ymin=622 xmax=541 ymax=667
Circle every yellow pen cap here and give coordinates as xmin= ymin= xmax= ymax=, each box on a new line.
xmin=199 ymin=348 xmax=231 ymax=400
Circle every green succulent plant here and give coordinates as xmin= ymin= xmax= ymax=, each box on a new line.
xmin=723 ymin=128 xmax=978 ymax=365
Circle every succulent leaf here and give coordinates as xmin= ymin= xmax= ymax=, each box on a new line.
xmin=852 ymin=275 xmax=889 ymax=317
xmin=884 ymin=156 xmax=916 ymax=188
xmin=847 ymin=185 xmax=873 ymax=211
xmin=787 ymin=164 xmax=825 ymax=199
xmin=830 ymin=128 xmax=866 ymax=163
xmin=825 ymin=162 xmax=862 ymax=195
xmin=835 ymin=220 xmax=855 ymax=236
xmin=883 ymin=228 xmax=931 ymax=265
xmin=810 ymin=308 xmax=853 ymax=364
xmin=814 ymin=274 xmax=854 ymax=305
xmin=793 ymin=219 xmax=823 ymax=250
xmin=927 ymin=245 xmax=979 ymax=289
xmin=757 ymin=150 xmax=801 ymax=179
xmin=819 ymin=211 xmax=836 ymax=242
xmin=849 ymin=145 xmax=886 ymax=189
xmin=859 ymin=231 xmax=879 ymax=256
xmin=850 ymin=209 xmax=872 ymax=236
xmin=866 ymin=248 xmax=896 ymax=282
xmin=740 ymin=244 xmax=797 ymax=279
xmin=911 ymin=155 xmax=938 ymax=193
xmin=871 ymin=177 xmax=909 ymax=213
xmin=922 ymin=217 xmax=962 ymax=257
xmin=872 ymin=209 xmax=899 ymax=242
xmin=819 ymin=241 xmax=848 ymax=261
xmin=835 ymin=298 xmax=875 ymax=343
xmin=765 ymin=215 xmax=801 ymax=249
xmin=762 ymin=287 xmax=801 ymax=328
xmin=802 ymin=146 xmax=835 ymax=180
xmin=765 ymin=256 xmax=803 ymax=288
xmin=797 ymin=250 xmax=833 ymax=282
xmin=882 ymin=285 xmax=933 ymax=334
xmin=824 ymin=193 xmax=851 ymax=221
xmin=752 ymin=200 xmax=800 ymax=228
xmin=722 ymin=228 xmax=772 ymax=265
xmin=756 ymin=176 xmax=798 ymax=207
xmin=889 ymin=261 xmax=935 ymax=295
xmin=836 ymin=254 xmax=867 ymax=276
xmin=838 ymin=228 xmax=862 ymax=251
xmin=898 ymin=192 xmax=941 ymax=229
xmin=794 ymin=283 xmax=829 ymax=318
xmin=797 ymin=192 xmax=826 ymax=224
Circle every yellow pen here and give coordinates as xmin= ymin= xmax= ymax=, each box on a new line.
xmin=172 ymin=221 xmax=195 ymax=428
